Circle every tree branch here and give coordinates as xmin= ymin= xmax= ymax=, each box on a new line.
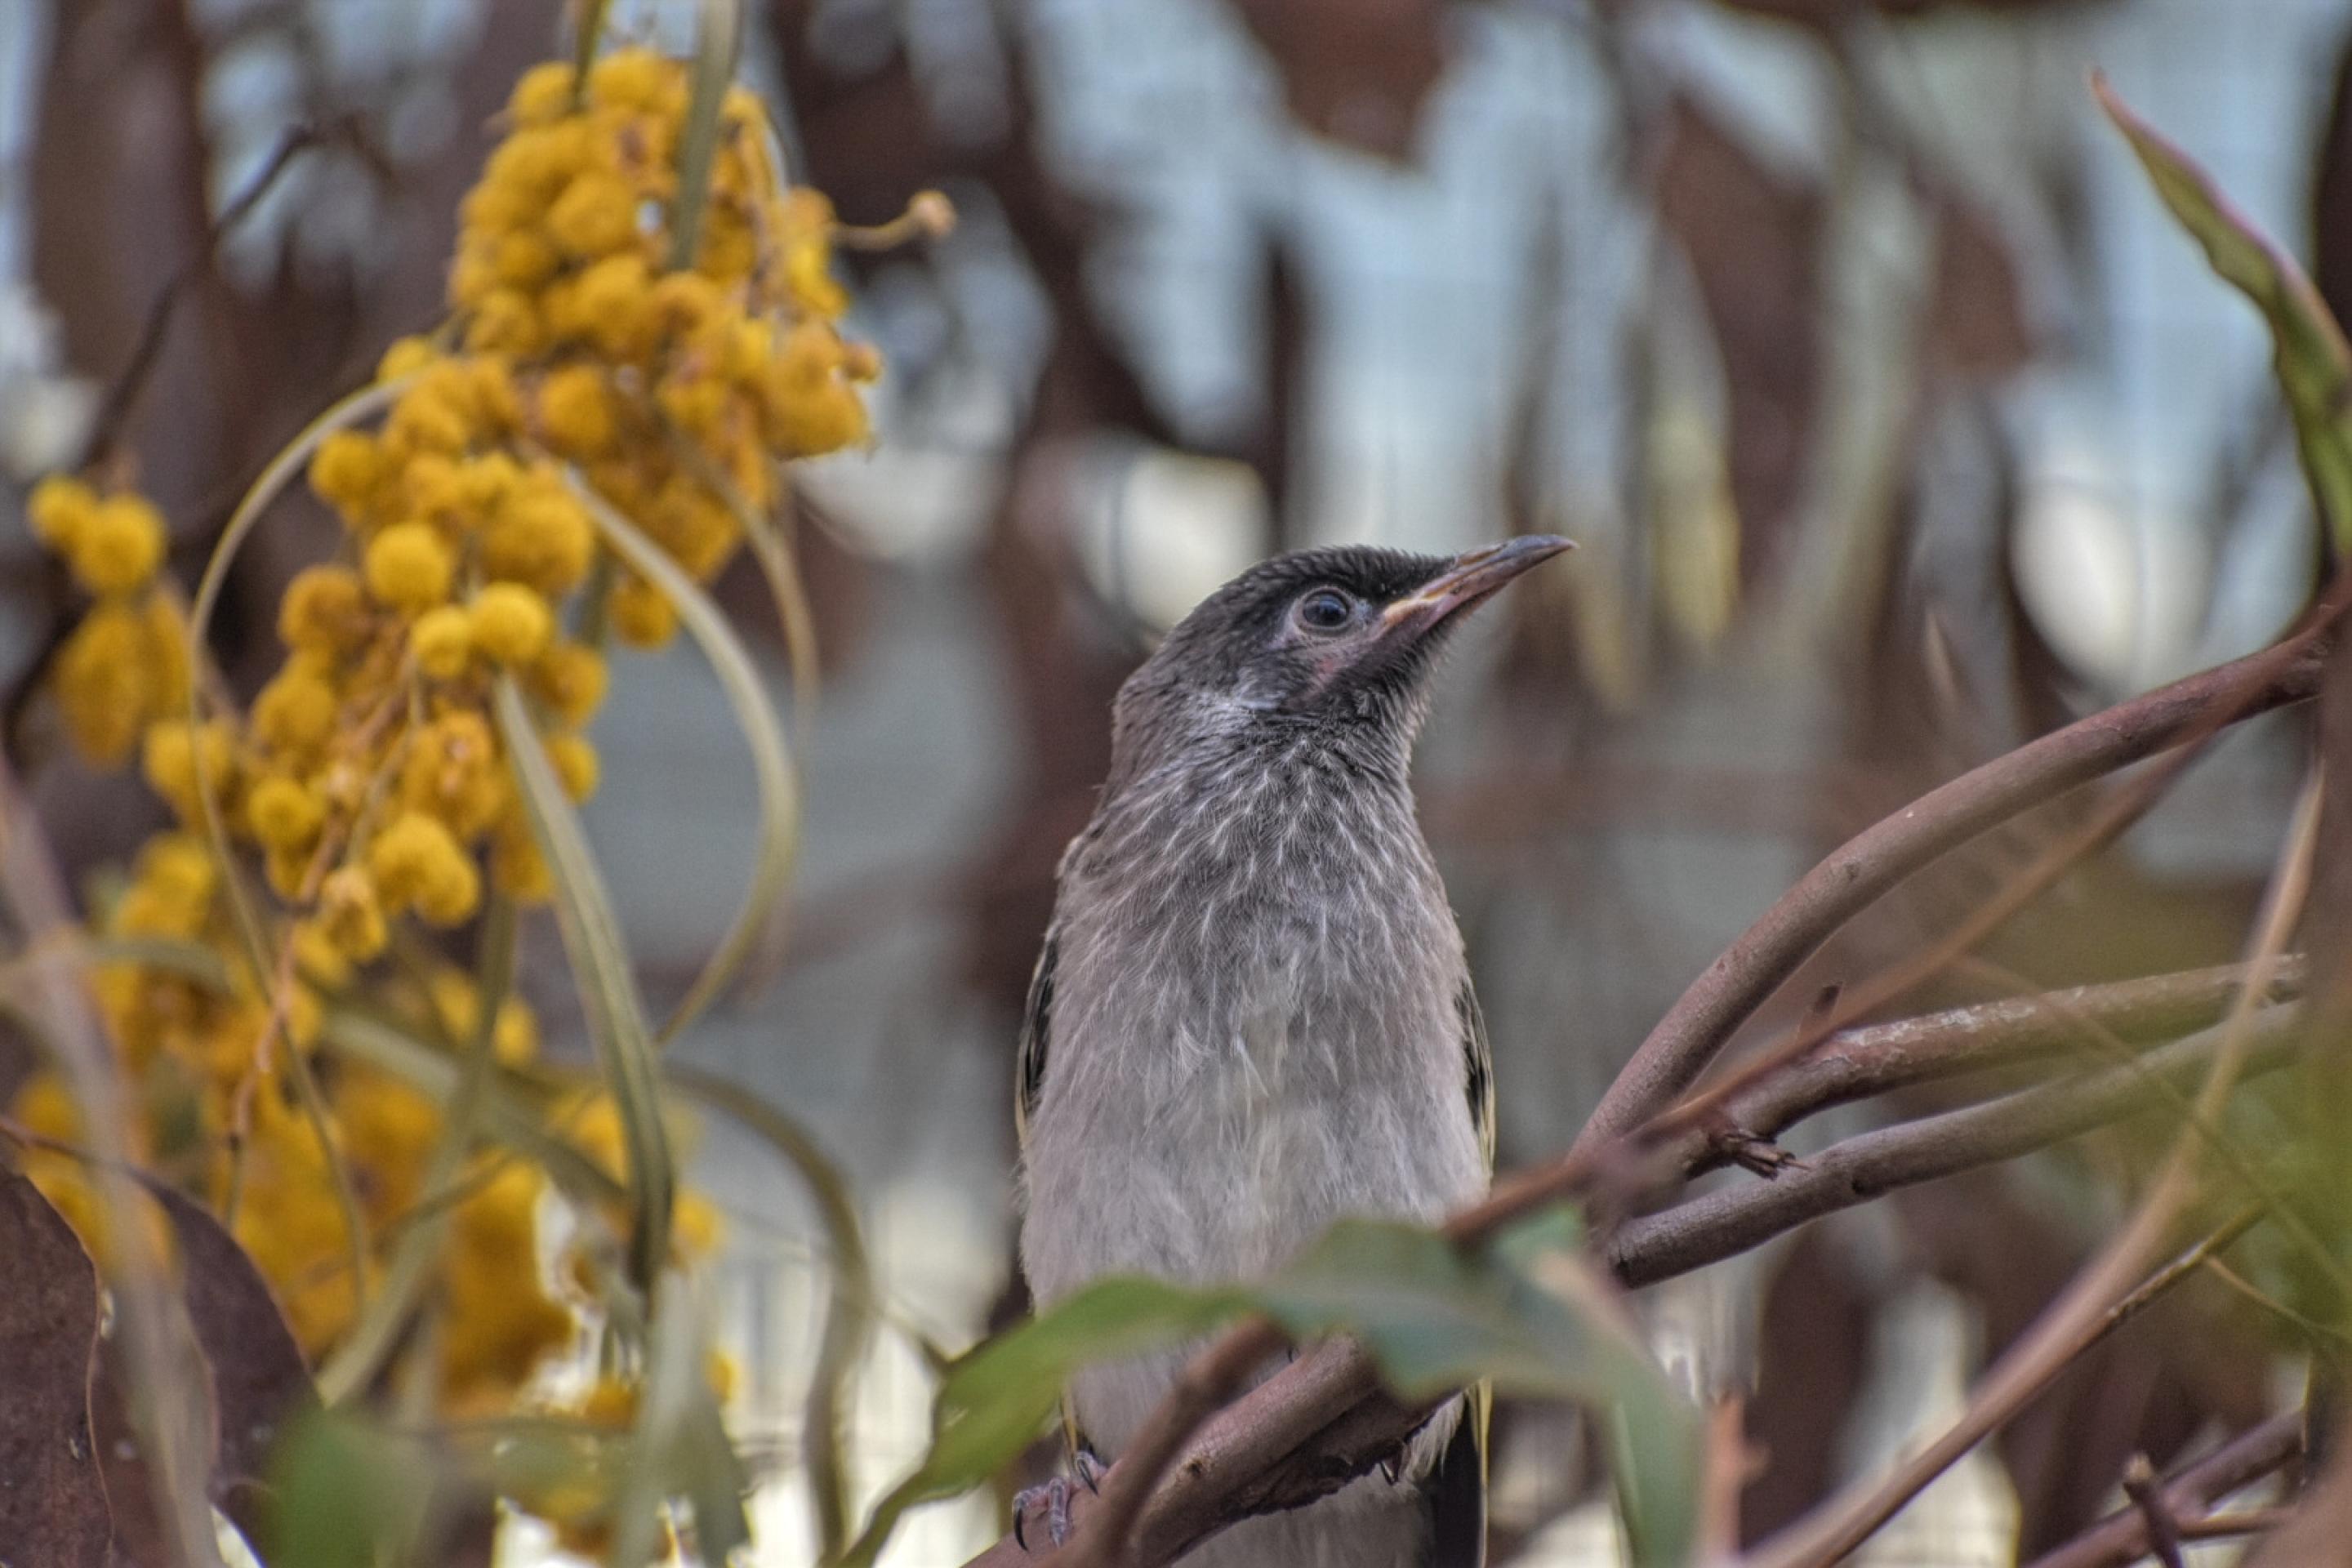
xmin=1577 ymin=621 xmax=2329 ymax=1156
xmin=1673 ymin=957 xmax=2305 ymax=1179
xmin=1610 ymin=1005 xmax=2301 ymax=1288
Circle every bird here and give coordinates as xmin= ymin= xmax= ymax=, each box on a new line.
xmin=1013 ymin=535 xmax=1573 ymax=1567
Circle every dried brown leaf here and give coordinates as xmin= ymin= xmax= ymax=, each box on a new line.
xmin=0 ymin=1169 xmax=111 ymax=1568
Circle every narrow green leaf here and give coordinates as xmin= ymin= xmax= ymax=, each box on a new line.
xmin=608 ymin=1273 xmax=749 ymax=1568
xmin=667 ymin=0 xmax=745 ymax=273
xmin=561 ymin=469 xmax=799 ymax=1045
xmin=495 ymin=678 xmax=675 ymax=1289
xmin=315 ymin=1002 xmax=627 ymax=1210
xmin=315 ymin=900 xmax=518 ymax=1405
xmin=666 ymin=1064 xmax=872 ymax=1561
xmin=666 ymin=425 xmax=821 ymax=740
xmin=568 ymin=0 xmax=613 ymax=108
xmin=2096 ymin=74 xmax=2352 ymax=550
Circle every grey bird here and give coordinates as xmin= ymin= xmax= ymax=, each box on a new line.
xmin=1014 ymin=536 xmax=1573 ymax=1567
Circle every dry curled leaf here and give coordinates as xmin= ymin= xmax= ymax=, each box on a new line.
xmin=0 ymin=1169 xmax=110 ymax=1568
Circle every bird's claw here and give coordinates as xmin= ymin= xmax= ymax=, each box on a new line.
xmin=1014 ymin=1450 xmax=1102 ymax=1553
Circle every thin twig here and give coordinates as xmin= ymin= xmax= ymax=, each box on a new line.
xmin=78 ymin=122 xmax=327 ymax=470
xmin=2121 ymin=1454 xmax=2187 ymax=1568
xmin=1609 ymin=1014 xmax=2297 ymax=1288
xmin=1677 ymin=958 xmax=2307 ymax=1180
xmin=2024 ymin=1414 xmax=2303 ymax=1568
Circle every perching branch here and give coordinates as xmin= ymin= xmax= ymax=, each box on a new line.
xmin=1577 ymin=616 xmax=2330 ymax=1154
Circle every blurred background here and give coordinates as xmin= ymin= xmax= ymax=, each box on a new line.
xmin=6 ymin=0 xmax=2347 ymax=1561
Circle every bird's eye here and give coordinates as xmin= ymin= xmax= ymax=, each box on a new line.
xmin=1294 ymin=588 xmax=1356 ymax=635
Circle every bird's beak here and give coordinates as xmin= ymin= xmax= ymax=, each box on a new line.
xmin=1378 ymin=535 xmax=1574 ymax=642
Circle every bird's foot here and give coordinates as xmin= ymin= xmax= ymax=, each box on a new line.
xmin=1013 ymin=1450 xmax=1104 ymax=1552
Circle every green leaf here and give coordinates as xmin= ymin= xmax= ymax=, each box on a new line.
xmin=665 ymin=1064 xmax=871 ymax=1561
xmin=265 ymin=1410 xmax=438 ymax=1568
xmin=840 ymin=1210 xmax=1701 ymax=1568
xmin=2096 ymin=74 xmax=2352 ymax=550
xmin=496 ymin=677 xmax=675 ymax=1290
xmin=839 ymin=1278 xmax=1245 ymax=1568
xmin=667 ymin=0 xmax=745 ymax=273
xmin=562 ymin=468 xmax=799 ymax=1045
xmin=608 ymin=1273 xmax=750 ymax=1568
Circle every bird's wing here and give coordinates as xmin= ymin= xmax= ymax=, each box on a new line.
xmin=1428 ymin=1384 xmax=1490 ymax=1568
xmin=1441 ymin=978 xmax=1494 ymax=1567
xmin=1012 ymin=927 xmax=1091 ymax=1461
xmin=1013 ymin=926 xmax=1058 ymax=1154
xmin=1459 ymin=976 xmax=1495 ymax=1173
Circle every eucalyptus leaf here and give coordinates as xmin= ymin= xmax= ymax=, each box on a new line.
xmin=2096 ymin=74 xmax=2352 ymax=551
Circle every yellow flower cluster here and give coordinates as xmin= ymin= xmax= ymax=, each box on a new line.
xmin=440 ymin=47 xmax=880 ymax=646
xmin=33 ymin=476 xmax=186 ymax=765
xmin=12 ymin=42 xmax=880 ymax=1431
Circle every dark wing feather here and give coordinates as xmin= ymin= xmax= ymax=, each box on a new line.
xmin=1458 ymin=977 xmax=1495 ymax=1171
xmin=1014 ymin=927 xmax=1058 ymax=1155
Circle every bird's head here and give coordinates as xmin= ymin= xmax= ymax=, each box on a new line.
xmin=1110 ymin=537 xmax=1572 ymax=776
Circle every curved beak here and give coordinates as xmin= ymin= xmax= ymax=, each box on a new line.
xmin=1378 ymin=534 xmax=1574 ymax=642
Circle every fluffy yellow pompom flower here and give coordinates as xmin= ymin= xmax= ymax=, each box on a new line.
xmin=28 ymin=474 xmax=98 ymax=551
xmin=589 ymin=47 xmax=683 ymax=117
xmin=560 ymin=253 xmax=654 ymax=360
xmin=368 ymin=811 xmax=482 ymax=927
xmin=140 ymin=719 xmax=238 ymax=825
xmin=465 ymin=289 xmax=544 ymax=357
xmin=68 ymin=494 xmax=167 ymax=598
xmin=384 ymin=381 xmax=473 ymax=460
xmin=489 ymin=811 xmax=553 ymax=902
xmin=309 ymin=430 xmax=385 ymax=523
xmin=56 ymin=604 xmax=154 ymax=764
xmin=318 ymin=866 xmax=389 ymax=961
xmin=525 ymin=641 xmax=608 ymax=729
xmin=252 ymin=666 xmax=339 ymax=760
xmin=543 ymin=733 xmax=599 ymax=804
xmin=506 ymin=60 xmax=578 ymax=127
xmin=246 ymin=775 xmax=326 ymax=852
xmin=410 ymin=605 xmax=474 ymax=680
xmin=482 ymin=488 xmax=595 ymax=595
xmin=608 ymin=573 xmax=676 ymax=648
xmin=547 ymin=170 xmax=640 ymax=260
xmin=279 ymin=565 xmax=374 ymax=660
xmin=537 ymin=364 xmax=618 ymax=457
xmin=379 ymin=336 xmax=441 ymax=382
xmin=400 ymin=711 xmax=506 ymax=837
xmin=364 ymin=522 xmax=456 ymax=614
xmin=466 ymin=582 xmax=554 ymax=666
